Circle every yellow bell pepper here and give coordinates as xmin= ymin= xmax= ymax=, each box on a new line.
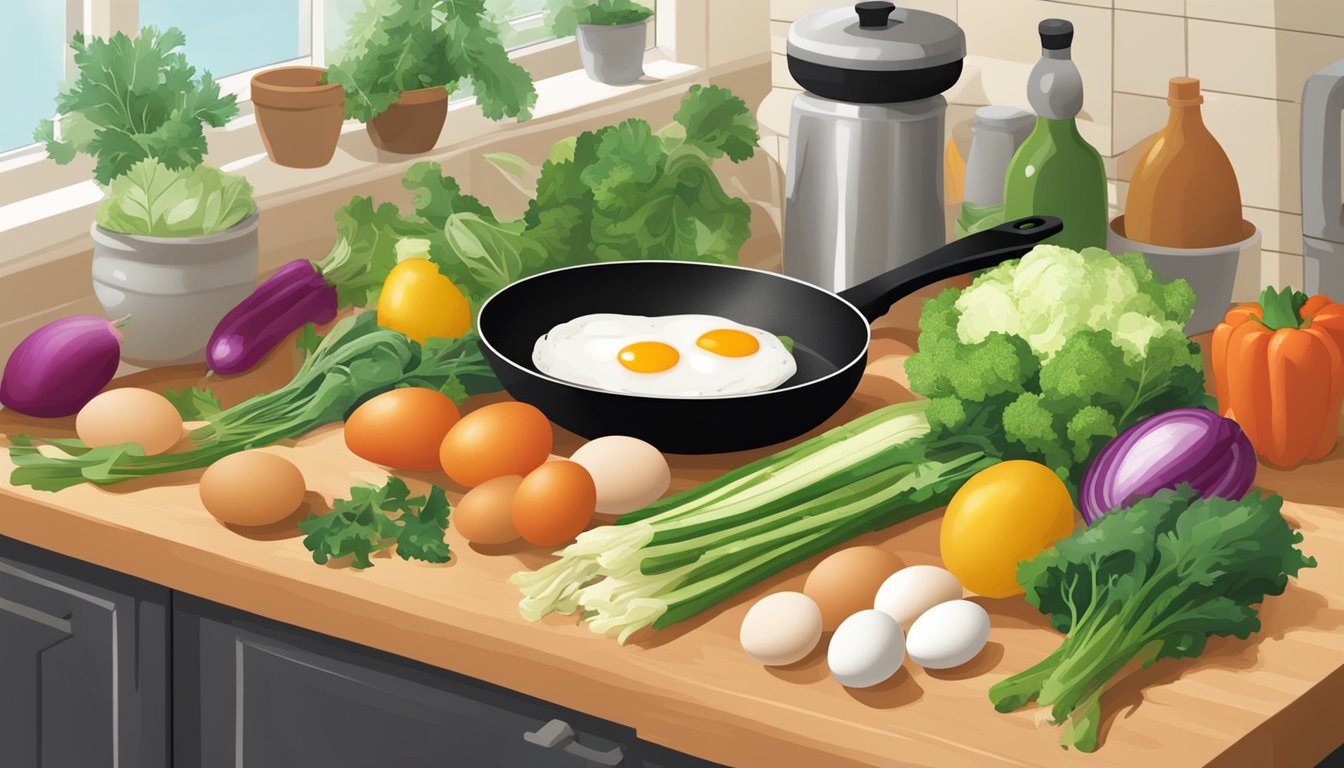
xmin=377 ymin=239 xmax=471 ymax=343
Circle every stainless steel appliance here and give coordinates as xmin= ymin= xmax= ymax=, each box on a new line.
xmin=784 ymin=1 xmax=966 ymax=292
xmin=1302 ymin=60 xmax=1344 ymax=298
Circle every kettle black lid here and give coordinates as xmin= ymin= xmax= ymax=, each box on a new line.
xmin=787 ymin=2 xmax=966 ymax=73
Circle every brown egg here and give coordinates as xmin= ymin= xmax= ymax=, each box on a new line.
xmin=803 ymin=546 xmax=905 ymax=631
xmin=454 ymin=475 xmax=523 ymax=545
xmin=200 ymin=451 xmax=307 ymax=527
xmin=77 ymin=387 xmax=183 ymax=456
xmin=512 ymin=460 xmax=596 ymax=547
xmin=439 ymin=402 xmax=553 ymax=488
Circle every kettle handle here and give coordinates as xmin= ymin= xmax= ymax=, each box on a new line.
xmin=1302 ymin=60 xmax=1344 ymax=242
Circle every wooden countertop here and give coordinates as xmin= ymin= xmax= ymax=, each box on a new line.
xmin=1 ymin=289 xmax=1341 ymax=768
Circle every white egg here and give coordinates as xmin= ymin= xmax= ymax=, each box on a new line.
xmin=827 ymin=609 xmax=905 ymax=688
xmin=570 ymin=435 xmax=671 ymax=517
xmin=905 ymin=599 xmax=991 ymax=670
xmin=874 ymin=565 xmax=965 ymax=631
xmin=531 ymin=313 xmax=797 ymax=397
xmin=740 ymin=592 xmax=823 ymax=666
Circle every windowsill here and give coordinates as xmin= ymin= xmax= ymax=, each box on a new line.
xmin=0 ymin=50 xmax=699 ymax=268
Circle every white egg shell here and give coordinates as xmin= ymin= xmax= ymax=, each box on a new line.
xmin=905 ymin=599 xmax=991 ymax=670
xmin=570 ymin=436 xmax=672 ymax=517
xmin=874 ymin=565 xmax=964 ymax=631
xmin=827 ymin=609 xmax=906 ymax=688
xmin=740 ymin=592 xmax=823 ymax=666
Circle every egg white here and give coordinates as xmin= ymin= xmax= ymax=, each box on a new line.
xmin=531 ymin=313 xmax=797 ymax=397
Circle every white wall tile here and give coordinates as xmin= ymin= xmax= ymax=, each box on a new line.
xmin=1186 ymin=0 xmax=1344 ymax=39
xmin=1112 ymin=92 xmax=1168 ymax=160
xmin=1201 ymin=91 xmax=1301 ymax=214
xmin=771 ymin=53 xmax=799 ymax=90
xmin=1115 ymin=0 xmax=1182 ymax=15
xmin=1188 ymin=20 xmax=1344 ymax=103
xmin=1243 ymin=206 xmax=1304 ymax=256
xmin=708 ymin=0 xmax=771 ymax=68
xmin=1115 ymin=11 xmax=1186 ymax=98
xmin=771 ymin=20 xmax=788 ymax=55
xmin=1259 ymin=251 xmax=1306 ymax=293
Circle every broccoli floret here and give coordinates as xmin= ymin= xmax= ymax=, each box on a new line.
xmin=905 ymin=246 xmax=1210 ymax=486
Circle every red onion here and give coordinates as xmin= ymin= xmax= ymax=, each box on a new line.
xmin=1080 ymin=407 xmax=1256 ymax=524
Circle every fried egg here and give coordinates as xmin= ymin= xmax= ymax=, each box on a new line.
xmin=532 ymin=314 xmax=797 ymax=397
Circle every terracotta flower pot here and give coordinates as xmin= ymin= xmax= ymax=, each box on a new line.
xmin=250 ymin=66 xmax=345 ymax=168
xmin=366 ymin=87 xmax=449 ymax=155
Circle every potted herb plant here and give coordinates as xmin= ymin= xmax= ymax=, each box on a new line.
xmin=548 ymin=0 xmax=653 ymax=85
xmin=325 ymin=0 xmax=538 ymax=155
xmin=35 ymin=27 xmax=260 ymax=365
xmin=250 ymin=66 xmax=346 ymax=168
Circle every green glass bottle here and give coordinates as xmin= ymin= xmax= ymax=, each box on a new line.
xmin=1003 ymin=19 xmax=1108 ymax=250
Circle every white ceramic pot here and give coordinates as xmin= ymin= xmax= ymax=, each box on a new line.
xmin=1109 ymin=215 xmax=1261 ymax=336
xmin=576 ymin=20 xmax=648 ymax=84
xmin=90 ymin=210 xmax=260 ymax=366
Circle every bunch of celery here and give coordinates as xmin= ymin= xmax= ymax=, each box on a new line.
xmin=513 ymin=402 xmax=997 ymax=642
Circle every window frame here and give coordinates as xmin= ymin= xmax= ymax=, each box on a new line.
xmin=0 ymin=0 xmax=680 ymax=212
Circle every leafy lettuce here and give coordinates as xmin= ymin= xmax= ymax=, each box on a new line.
xmin=548 ymin=0 xmax=654 ymax=36
xmin=35 ymin=27 xmax=238 ymax=185
xmin=315 ymin=84 xmax=759 ymax=310
xmin=95 ymin=158 xmax=256 ymax=238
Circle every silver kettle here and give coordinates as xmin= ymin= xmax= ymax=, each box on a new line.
xmin=783 ymin=2 xmax=966 ymax=293
xmin=1302 ymin=60 xmax=1344 ymax=298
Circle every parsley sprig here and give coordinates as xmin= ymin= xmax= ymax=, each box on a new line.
xmin=299 ymin=477 xmax=451 ymax=569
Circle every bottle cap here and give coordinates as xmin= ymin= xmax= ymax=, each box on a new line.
xmin=1039 ymin=19 xmax=1073 ymax=50
xmin=1168 ymin=76 xmax=1204 ymax=106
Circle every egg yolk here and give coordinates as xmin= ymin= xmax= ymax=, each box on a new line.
xmin=618 ymin=341 xmax=680 ymax=373
xmin=696 ymin=329 xmax=760 ymax=358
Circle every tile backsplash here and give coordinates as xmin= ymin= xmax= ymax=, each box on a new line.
xmin=759 ymin=0 xmax=1344 ymax=299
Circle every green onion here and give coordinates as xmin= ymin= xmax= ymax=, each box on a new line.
xmin=512 ymin=402 xmax=998 ymax=643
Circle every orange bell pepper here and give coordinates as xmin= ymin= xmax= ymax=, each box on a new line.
xmin=1211 ymin=286 xmax=1344 ymax=467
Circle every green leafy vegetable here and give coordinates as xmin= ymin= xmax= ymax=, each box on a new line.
xmin=95 ymin=158 xmax=256 ymax=237
xmin=10 ymin=313 xmax=498 ymax=491
xmin=324 ymin=0 xmax=536 ymax=122
xmin=319 ymin=85 xmax=759 ymax=310
xmin=547 ymin=0 xmax=653 ymax=36
xmin=905 ymin=245 xmax=1210 ymax=483
xmin=299 ymin=477 xmax=451 ymax=569
xmin=34 ymin=27 xmax=239 ymax=185
xmin=990 ymin=486 xmax=1315 ymax=752
xmin=295 ymin=324 xmax=325 ymax=358
xmin=162 ymin=386 xmax=222 ymax=420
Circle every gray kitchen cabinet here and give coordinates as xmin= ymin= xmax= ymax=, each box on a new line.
xmin=0 ymin=536 xmax=170 ymax=768
xmin=173 ymin=595 xmax=721 ymax=768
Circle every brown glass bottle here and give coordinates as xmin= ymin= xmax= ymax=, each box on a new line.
xmin=1123 ymin=77 xmax=1244 ymax=248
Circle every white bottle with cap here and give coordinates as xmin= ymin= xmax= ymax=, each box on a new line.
xmin=957 ymin=105 xmax=1035 ymax=236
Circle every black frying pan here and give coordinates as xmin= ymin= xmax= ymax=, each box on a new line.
xmin=477 ymin=216 xmax=1061 ymax=453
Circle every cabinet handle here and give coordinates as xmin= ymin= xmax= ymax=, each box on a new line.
xmin=524 ymin=719 xmax=625 ymax=765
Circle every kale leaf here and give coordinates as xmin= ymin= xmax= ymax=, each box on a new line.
xmin=299 ymin=477 xmax=452 ymax=569
xmin=990 ymin=486 xmax=1316 ymax=752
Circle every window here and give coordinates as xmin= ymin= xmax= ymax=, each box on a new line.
xmin=139 ymin=0 xmax=310 ymax=79
xmin=3 ymin=3 xmax=67 ymax=154
xmin=1 ymin=0 xmax=583 ymax=157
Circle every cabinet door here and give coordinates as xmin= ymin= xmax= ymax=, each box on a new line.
xmin=175 ymin=595 xmax=679 ymax=768
xmin=0 ymin=536 xmax=170 ymax=768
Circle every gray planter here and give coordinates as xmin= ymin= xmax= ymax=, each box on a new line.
xmin=90 ymin=210 xmax=260 ymax=366
xmin=576 ymin=20 xmax=648 ymax=85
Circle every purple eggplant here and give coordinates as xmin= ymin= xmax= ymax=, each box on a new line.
xmin=1080 ymin=407 xmax=1256 ymax=524
xmin=207 ymin=259 xmax=338 ymax=375
xmin=1 ymin=315 xmax=126 ymax=417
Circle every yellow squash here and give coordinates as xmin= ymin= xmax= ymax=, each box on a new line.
xmin=939 ymin=460 xmax=1076 ymax=598
xmin=377 ymin=239 xmax=471 ymax=342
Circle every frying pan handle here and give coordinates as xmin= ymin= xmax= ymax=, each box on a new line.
xmin=836 ymin=216 xmax=1063 ymax=323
